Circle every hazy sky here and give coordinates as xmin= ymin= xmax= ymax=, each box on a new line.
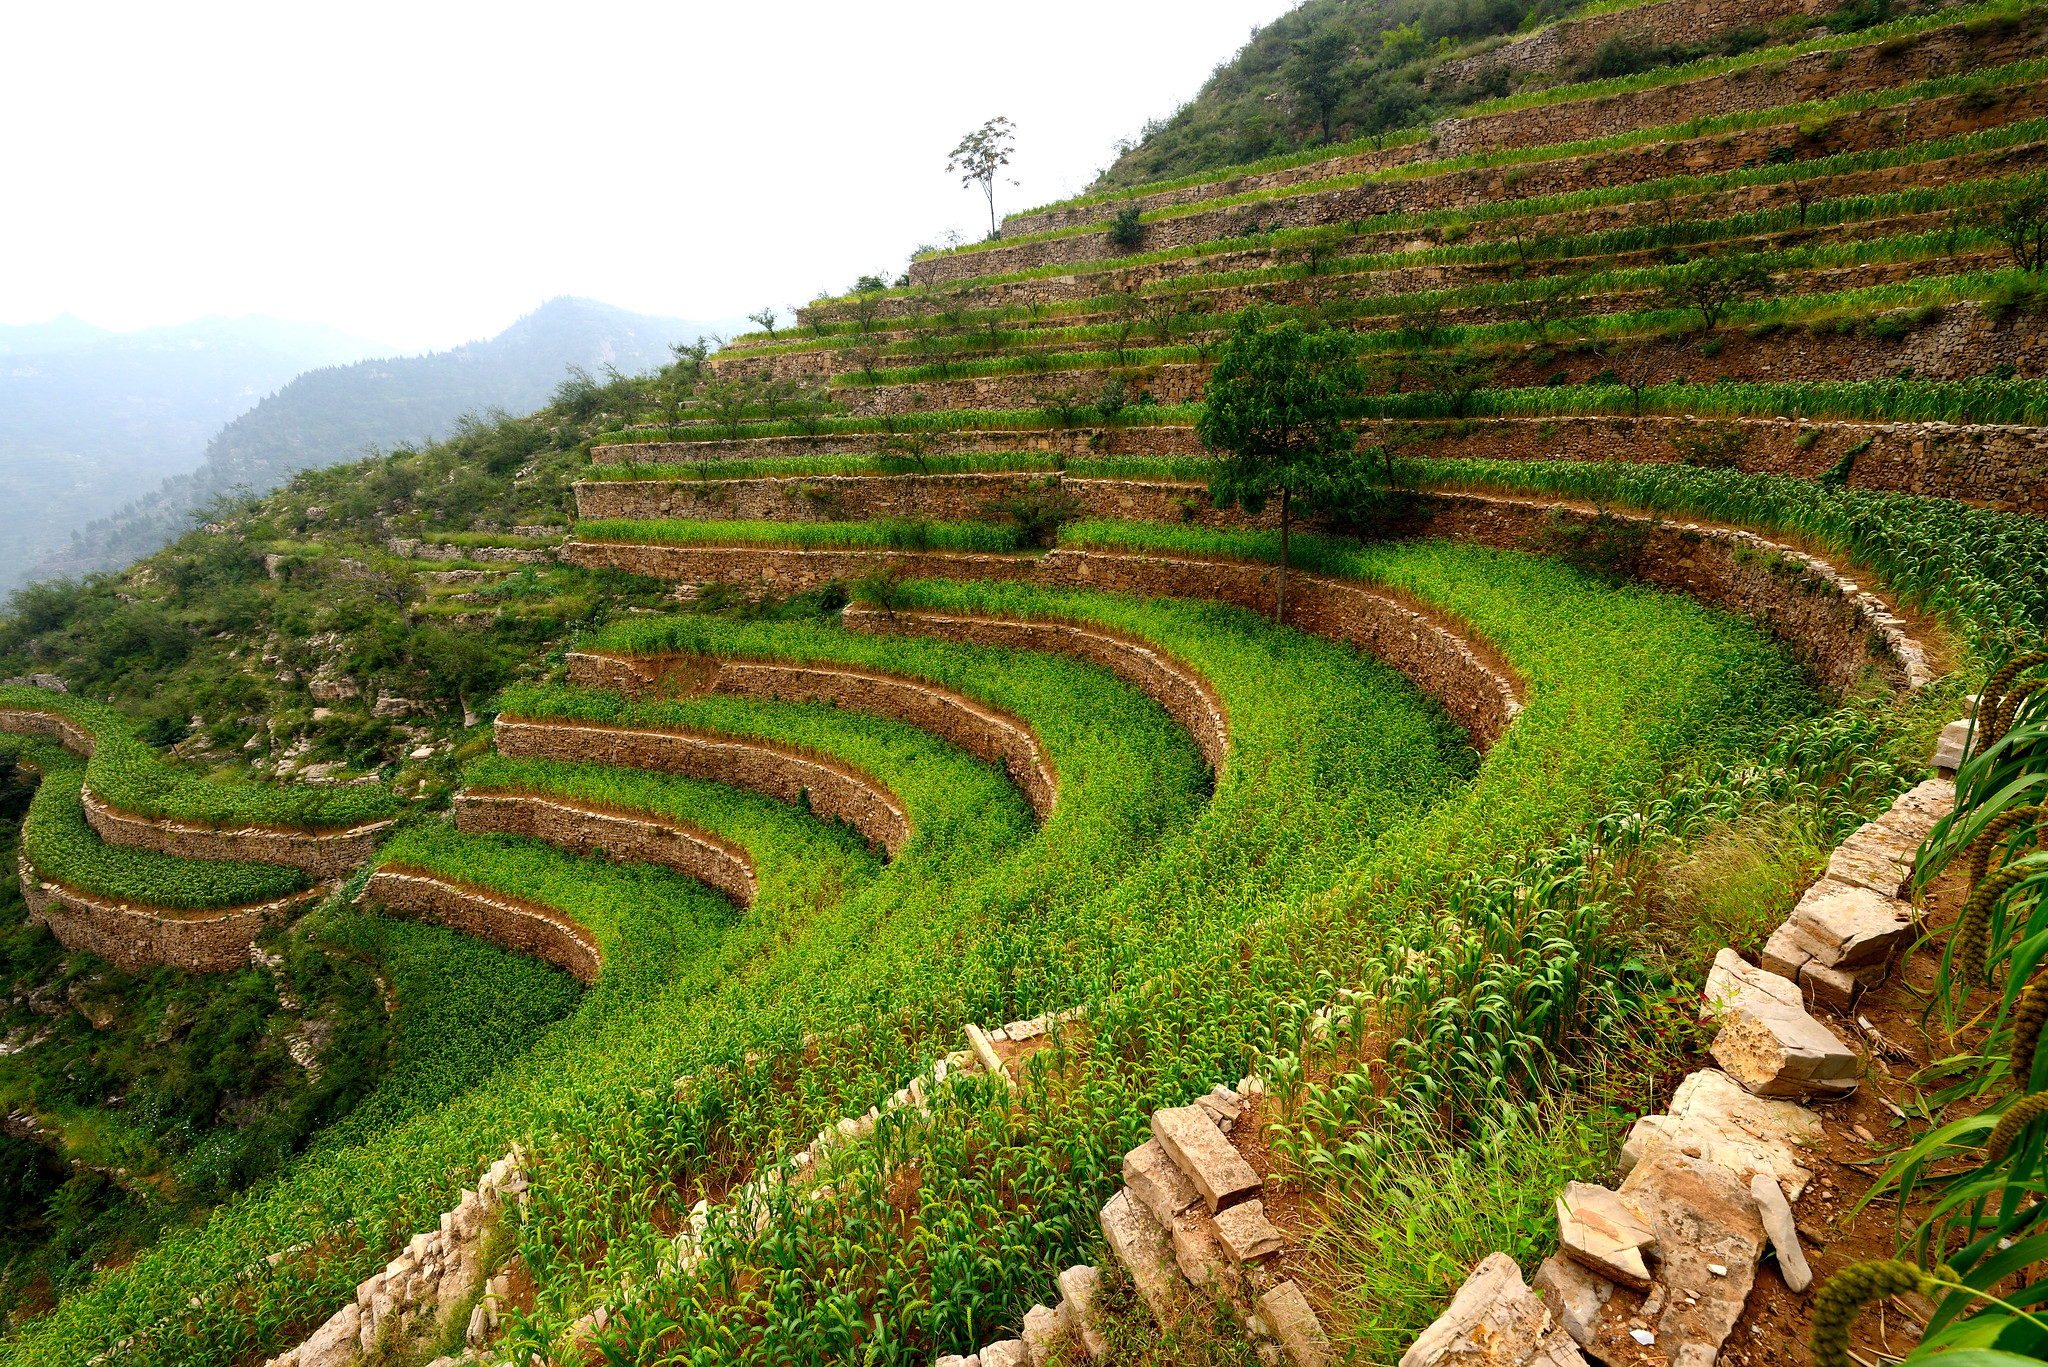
xmin=4 ymin=0 xmax=1294 ymax=353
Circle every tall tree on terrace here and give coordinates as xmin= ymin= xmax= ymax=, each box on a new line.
xmin=1197 ymin=308 xmax=1363 ymax=622
xmin=1289 ymin=26 xmax=1354 ymax=145
xmin=948 ymin=116 xmax=1018 ymax=240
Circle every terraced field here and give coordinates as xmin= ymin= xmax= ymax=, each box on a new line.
xmin=5 ymin=0 xmax=2047 ymax=1363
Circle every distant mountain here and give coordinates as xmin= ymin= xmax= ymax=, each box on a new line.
xmin=32 ymin=298 xmax=729 ymax=588
xmin=0 ymin=315 xmax=387 ymax=593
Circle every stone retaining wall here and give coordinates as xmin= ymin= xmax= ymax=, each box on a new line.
xmin=905 ymin=80 xmax=2048 ymax=287
xmin=825 ymin=363 xmax=1209 ymax=418
xmin=1435 ymin=0 xmax=1818 ymax=85
xmin=81 ymin=788 xmax=395 ymax=879
xmin=821 ymin=134 xmax=2048 ymax=322
xmin=589 ymin=425 xmax=1196 ymax=467
xmin=17 ymin=856 xmax=321 ymax=974
xmin=566 ymin=650 xmax=1059 ymax=821
xmin=840 ymin=605 xmax=1232 ymax=769
xmin=453 ymin=792 xmax=759 ymax=907
xmin=0 ymin=708 xmax=94 ymax=756
xmin=564 ymin=540 xmax=1521 ymax=752
xmin=492 ymin=716 xmax=911 ymax=856
xmin=368 ymin=868 xmax=603 ymax=984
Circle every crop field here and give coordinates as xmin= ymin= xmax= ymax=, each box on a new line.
xmin=10 ymin=2 xmax=2048 ymax=1358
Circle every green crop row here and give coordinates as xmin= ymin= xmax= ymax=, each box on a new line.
xmin=3 ymin=740 xmax=312 ymax=912
xmin=1350 ymin=371 xmax=2048 ymax=426
xmin=572 ymin=517 xmax=1033 ymax=555
xmin=579 ymin=450 xmax=1211 ymax=485
xmin=0 ymin=686 xmax=400 ymax=833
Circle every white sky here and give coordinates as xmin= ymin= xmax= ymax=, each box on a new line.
xmin=2 ymin=0 xmax=1295 ymax=354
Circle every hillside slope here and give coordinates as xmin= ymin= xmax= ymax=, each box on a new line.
xmin=0 ymin=315 xmax=385 ymax=594
xmin=33 ymin=298 xmax=726 ymax=587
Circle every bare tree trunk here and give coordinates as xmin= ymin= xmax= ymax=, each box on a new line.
xmin=1277 ymin=488 xmax=1290 ymax=623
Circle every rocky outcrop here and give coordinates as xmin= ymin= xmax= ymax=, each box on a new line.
xmin=492 ymin=715 xmax=910 ymax=856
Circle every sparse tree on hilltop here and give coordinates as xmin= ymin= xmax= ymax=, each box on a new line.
xmin=1289 ymin=26 xmax=1354 ymax=146
xmin=949 ymin=116 xmax=1019 ymax=240
xmin=1196 ymin=308 xmax=1363 ymax=622
xmin=747 ymin=308 xmax=780 ymax=339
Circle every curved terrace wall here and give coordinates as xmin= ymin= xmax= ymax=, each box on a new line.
xmin=562 ymin=540 xmax=1521 ymax=752
xmin=838 ymin=604 xmax=1231 ymax=770
xmin=80 ymin=788 xmax=394 ymax=879
xmin=17 ymin=856 xmax=321 ymax=974
xmin=367 ymin=869 xmax=602 ymax=983
xmin=565 ymin=651 xmax=1058 ymax=821
xmin=906 ymin=82 xmax=2048 ymax=286
xmin=0 ymin=709 xmax=94 ymax=757
xmin=492 ymin=716 xmax=911 ymax=856
xmin=452 ymin=792 xmax=758 ymax=907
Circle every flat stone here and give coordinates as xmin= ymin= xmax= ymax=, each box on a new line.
xmin=1124 ymin=1138 xmax=1201 ymax=1228
xmin=1058 ymin=1265 xmax=1106 ymax=1360
xmin=1534 ymin=1254 xmax=1612 ymax=1348
xmin=1711 ymin=1004 xmax=1859 ymax=1100
xmin=1170 ymin=1209 xmax=1230 ymax=1293
xmin=980 ymin=1342 xmax=1027 ymax=1367
xmin=1555 ymin=1182 xmax=1657 ymax=1290
xmin=1216 ymin=1198 xmax=1286 ymax=1263
xmin=1100 ymin=1188 xmax=1181 ymax=1323
xmin=935 ymin=1356 xmax=978 ymax=1367
xmin=1748 ymin=1174 xmax=1812 ymax=1293
xmin=1871 ymin=778 xmax=1955 ymax=847
xmin=1619 ymin=1142 xmax=1766 ymax=1365
xmin=293 ymin=1305 xmax=362 ymax=1367
xmin=1002 ymin=1017 xmax=1046 ymax=1041
xmin=1256 ymin=1280 xmax=1335 ymax=1367
xmin=1932 ymin=718 xmax=1975 ymax=772
xmin=1790 ymin=879 xmax=1914 ymax=969
xmin=1151 ymin=1105 xmax=1261 ymax=1212
xmin=1825 ymin=823 xmax=1918 ymax=900
xmin=1701 ymin=949 xmax=1803 ymax=1025
xmin=1400 ymin=1252 xmax=1587 ymax=1367
xmin=1798 ymin=959 xmax=1872 ymax=1013
xmin=1021 ymin=1302 xmax=1068 ymax=1367
xmin=1619 ymin=1069 xmax=1820 ymax=1199
xmin=1760 ymin=919 xmax=1830 ymax=981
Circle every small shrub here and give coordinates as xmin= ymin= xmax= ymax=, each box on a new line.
xmin=1107 ymin=204 xmax=1145 ymax=251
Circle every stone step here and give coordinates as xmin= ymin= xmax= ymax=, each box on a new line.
xmin=1554 ymin=1182 xmax=1657 ymax=1289
xmin=1824 ymin=823 xmax=1919 ymax=900
xmin=1615 ymin=1142 xmax=1767 ymax=1367
xmin=1253 ymin=1280 xmax=1335 ymax=1367
xmin=1400 ymin=1251 xmax=1586 ymax=1367
xmin=1701 ymin=950 xmax=1860 ymax=1099
xmin=1620 ymin=1068 xmax=1822 ymax=1199
xmin=1151 ymin=1104 xmax=1261 ymax=1212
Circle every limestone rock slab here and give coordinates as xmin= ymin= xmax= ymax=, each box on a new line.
xmin=1124 ymin=1137 xmax=1201 ymax=1229
xmin=981 ymin=1342 xmax=1027 ymax=1367
xmin=1255 ymin=1280 xmax=1334 ymax=1367
xmin=1022 ymin=1302 xmax=1068 ymax=1367
xmin=1825 ymin=823 xmax=1918 ymax=900
xmin=1100 ymin=1187 xmax=1181 ymax=1324
xmin=1400 ymin=1251 xmax=1587 ymax=1367
xmin=1058 ymin=1265 xmax=1106 ymax=1360
xmin=1789 ymin=880 xmax=1915 ymax=969
xmin=1151 ymin=1104 xmax=1260 ymax=1212
xmin=1932 ymin=718 xmax=1975 ymax=772
xmin=1216 ymin=1198 xmax=1286 ymax=1263
xmin=1170 ymin=1209 xmax=1230 ymax=1293
xmin=1703 ymin=956 xmax=1859 ymax=1099
xmin=1700 ymin=949 xmax=1803 ymax=1025
xmin=1619 ymin=1143 xmax=1766 ymax=1365
xmin=1555 ymin=1182 xmax=1657 ymax=1289
xmin=1534 ymin=1254 xmax=1612 ymax=1348
xmin=1748 ymin=1174 xmax=1812 ymax=1293
xmin=1873 ymin=778 xmax=1955 ymax=846
xmin=1619 ymin=1069 xmax=1819 ymax=1199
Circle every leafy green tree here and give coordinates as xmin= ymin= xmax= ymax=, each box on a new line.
xmin=746 ymin=308 xmax=780 ymax=339
xmin=1971 ymin=179 xmax=2048 ymax=271
xmin=947 ymin=116 xmax=1018 ymax=239
xmin=1660 ymin=250 xmax=1773 ymax=331
xmin=1289 ymin=27 xmax=1354 ymax=145
xmin=1196 ymin=310 xmax=1362 ymax=621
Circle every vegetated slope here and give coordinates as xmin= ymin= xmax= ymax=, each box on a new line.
xmin=0 ymin=315 xmax=385 ymax=596
xmin=34 ymin=298 xmax=728 ymax=588
xmin=1088 ymin=0 xmax=1839 ymax=190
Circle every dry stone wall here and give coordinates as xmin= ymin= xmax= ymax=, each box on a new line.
xmin=563 ymin=540 xmax=1521 ymax=753
xmin=17 ymin=856 xmax=321 ymax=974
xmin=81 ymin=789 xmax=395 ymax=879
xmin=1435 ymin=0 xmax=1819 ymax=85
xmin=907 ymin=80 xmax=2048 ymax=286
xmin=492 ymin=715 xmax=911 ymax=856
xmin=368 ymin=868 xmax=603 ymax=983
xmin=841 ymin=604 xmax=1232 ymax=769
xmin=828 ymin=363 xmax=1207 ymax=417
xmin=589 ymin=425 xmax=1194 ymax=467
xmin=0 ymin=708 xmax=94 ymax=757
xmin=566 ymin=650 xmax=1059 ymax=821
xmin=452 ymin=792 xmax=759 ymax=907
